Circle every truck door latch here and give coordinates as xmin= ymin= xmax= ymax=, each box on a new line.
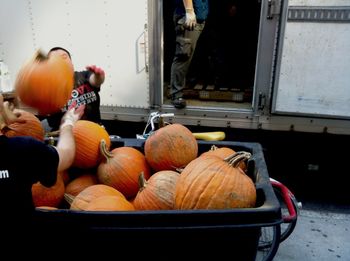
xmin=258 ymin=92 xmax=266 ymax=110
xmin=267 ymin=0 xmax=280 ymax=19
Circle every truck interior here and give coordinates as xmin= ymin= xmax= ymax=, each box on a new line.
xmin=162 ymin=0 xmax=261 ymax=110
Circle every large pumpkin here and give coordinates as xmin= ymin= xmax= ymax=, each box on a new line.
xmin=14 ymin=50 xmax=74 ymax=115
xmin=144 ymin=123 xmax=198 ymax=171
xmin=72 ymin=120 xmax=111 ymax=169
xmin=175 ymin=152 xmax=256 ymax=210
xmin=97 ymin=141 xmax=151 ymax=199
xmin=85 ymin=195 xmax=135 ymax=211
xmin=133 ymin=171 xmax=179 ymax=210
xmin=32 ymin=172 xmax=65 ymax=208
xmin=69 ymin=184 xmax=125 ymax=211
xmin=2 ymin=109 xmax=45 ymax=141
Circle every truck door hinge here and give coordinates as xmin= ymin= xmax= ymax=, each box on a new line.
xmin=267 ymin=0 xmax=281 ymax=19
xmin=258 ymin=92 xmax=266 ymax=110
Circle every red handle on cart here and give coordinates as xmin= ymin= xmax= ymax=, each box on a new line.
xmin=270 ymin=178 xmax=298 ymax=223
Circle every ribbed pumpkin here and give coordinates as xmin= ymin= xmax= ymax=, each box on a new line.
xmin=200 ymin=145 xmax=247 ymax=172
xmin=32 ymin=173 xmax=65 ymax=208
xmin=35 ymin=206 xmax=58 ymax=210
xmin=69 ymin=184 xmax=125 ymax=211
xmin=58 ymin=170 xmax=70 ymax=185
xmin=133 ymin=171 xmax=179 ymax=210
xmin=72 ymin=120 xmax=110 ymax=169
xmin=97 ymin=140 xmax=151 ymax=199
xmin=65 ymin=173 xmax=98 ymax=196
xmin=2 ymin=109 xmax=45 ymax=141
xmin=144 ymin=123 xmax=198 ymax=171
xmin=175 ymin=152 xmax=256 ymax=210
xmin=85 ymin=195 xmax=135 ymax=211
xmin=14 ymin=50 xmax=73 ymax=115
xmin=200 ymin=145 xmax=235 ymax=159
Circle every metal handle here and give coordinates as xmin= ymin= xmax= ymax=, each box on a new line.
xmin=267 ymin=0 xmax=273 ymax=19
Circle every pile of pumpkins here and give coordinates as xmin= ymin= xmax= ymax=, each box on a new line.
xmin=5 ymin=112 xmax=256 ymax=212
xmin=6 ymin=49 xmax=256 ymax=211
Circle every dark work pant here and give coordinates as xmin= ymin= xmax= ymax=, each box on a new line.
xmin=170 ymin=16 xmax=205 ymax=99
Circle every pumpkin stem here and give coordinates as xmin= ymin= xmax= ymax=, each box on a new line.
xmin=64 ymin=193 xmax=75 ymax=205
xmin=225 ymin=151 xmax=251 ymax=168
xmin=158 ymin=116 xmax=165 ymax=129
xmin=99 ymin=139 xmax=114 ymax=160
xmin=34 ymin=49 xmax=49 ymax=62
xmin=210 ymin=144 xmax=218 ymax=151
xmin=138 ymin=172 xmax=148 ymax=191
xmin=170 ymin=165 xmax=184 ymax=173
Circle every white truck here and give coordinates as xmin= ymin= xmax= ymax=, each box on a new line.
xmin=1 ymin=0 xmax=350 ymax=135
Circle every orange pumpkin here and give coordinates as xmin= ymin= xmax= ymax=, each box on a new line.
xmin=85 ymin=195 xmax=135 ymax=211
xmin=2 ymin=109 xmax=45 ymax=141
xmin=32 ymin=173 xmax=65 ymax=208
xmin=144 ymin=123 xmax=198 ymax=171
xmin=65 ymin=173 xmax=98 ymax=196
xmin=72 ymin=120 xmax=111 ymax=169
xmin=69 ymin=184 xmax=125 ymax=210
xmin=58 ymin=170 xmax=70 ymax=185
xmin=133 ymin=171 xmax=179 ymax=210
xmin=175 ymin=152 xmax=256 ymax=210
xmin=14 ymin=50 xmax=74 ymax=115
xmin=97 ymin=141 xmax=151 ymax=199
xmin=35 ymin=206 xmax=58 ymax=210
xmin=200 ymin=145 xmax=247 ymax=172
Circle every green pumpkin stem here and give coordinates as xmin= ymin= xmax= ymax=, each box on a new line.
xmin=64 ymin=193 xmax=75 ymax=206
xmin=99 ymin=139 xmax=114 ymax=160
xmin=138 ymin=172 xmax=147 ymax=191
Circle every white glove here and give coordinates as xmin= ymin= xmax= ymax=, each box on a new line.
xmin=184 ymin=8 xmax=196 ymax=30
xmin=60 ymin=105 xmax=85 ymax=130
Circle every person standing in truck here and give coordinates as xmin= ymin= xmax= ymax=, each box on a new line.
xmin=170 ymin=0 xmax=209 ymax=109
xmin=0 ymin=93 xmax=84 ymax=237
xmin=42 ymin=47 xmax=105 ymax=131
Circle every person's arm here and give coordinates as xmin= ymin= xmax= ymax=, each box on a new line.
xmin=55 ymin=105 xmax=84 ymax=171
xmin=86 ymin=65 xmax=105 ymax=87
xmin=183 ymin=0 xmax=194 ymax=11
xmin=182 ymin=0 xmax=197 ymax=30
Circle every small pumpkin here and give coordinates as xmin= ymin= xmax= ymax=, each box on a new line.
xmin=133 ymin=171 xmax=180 ymax=210
xmin=72 ymin=120 xmax=111 ymax=169
xmin=69 ymin=184 xmax=125 ymax=211
xmin=144 ymin=123 xmax=198 ymax=171
xmin=32 ymin=172 xmax=65 ymax=208
xmin=14 ymin=50 xmax=74 ymax=115
xmin=2 ymin=109 xmax=45 ymax=141
xmin=85 ymin=195 xmax=135 ymax=211
xmin=65 ymin=173 xmax=98 ymax=196
xmin=97 ymin=140 xmax=151 ymax=199
xmin=175 ymin=152 xmax=256 ymax=210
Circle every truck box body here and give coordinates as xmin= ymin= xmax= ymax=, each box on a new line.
xmin=1 ymin=0 xmax=350 ymax=134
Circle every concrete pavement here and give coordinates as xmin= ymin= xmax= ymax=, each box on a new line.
xmin=270 ymin=205 xmax=350 ymax=261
